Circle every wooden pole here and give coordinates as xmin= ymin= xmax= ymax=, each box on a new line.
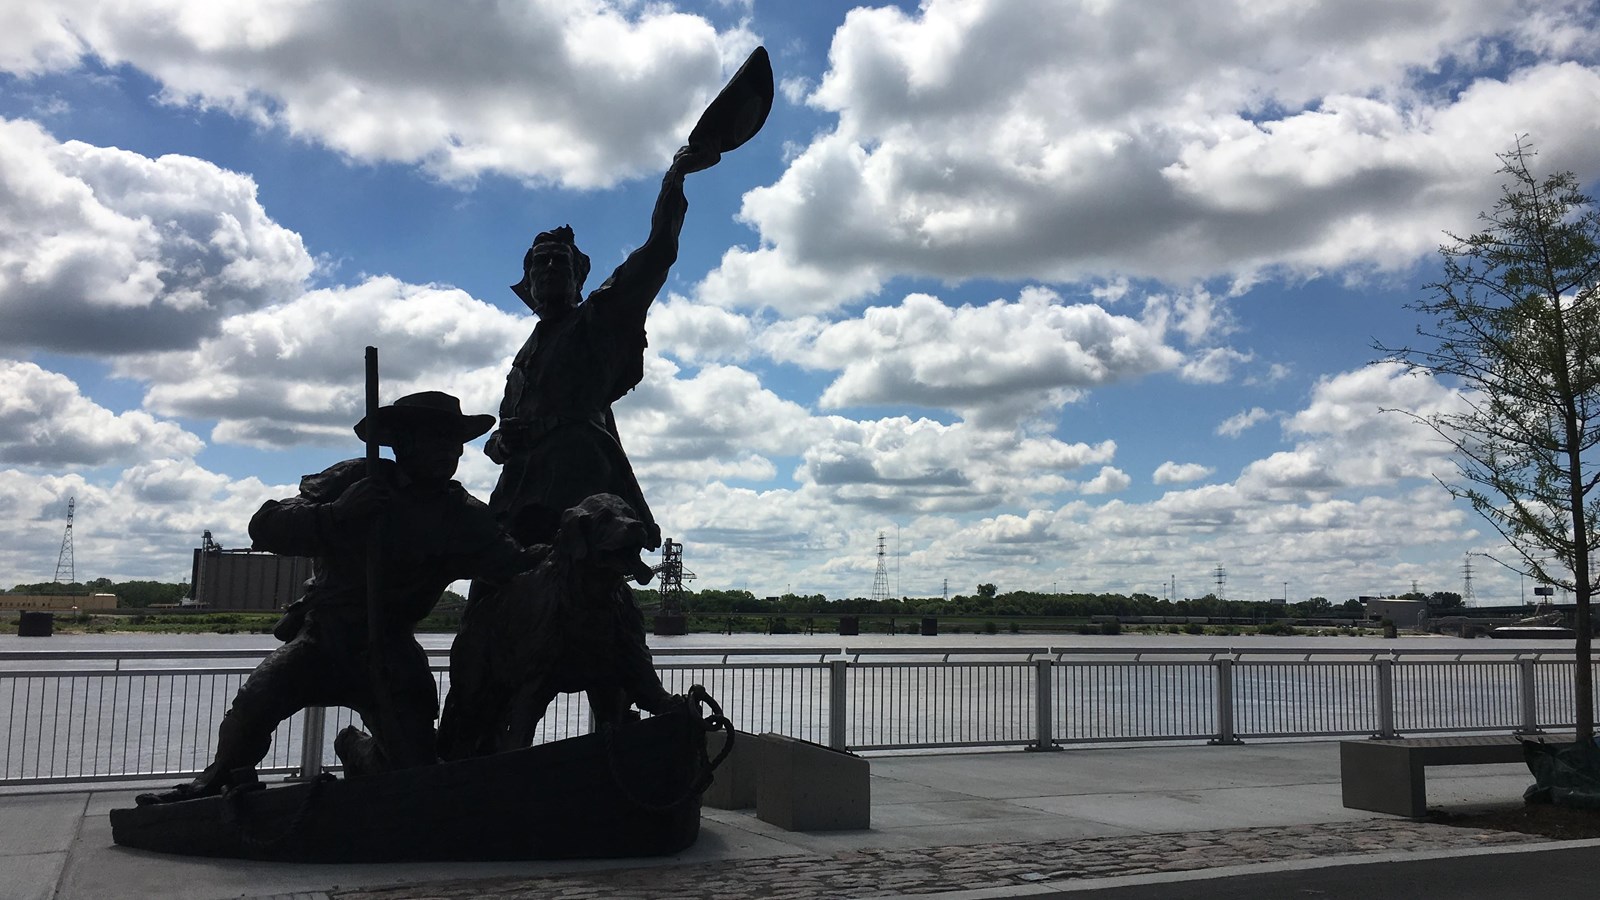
xmin=364 ymin=346 xmax=382 ymax=641
xmin=362 ymin=346 xmax=396 ymax=763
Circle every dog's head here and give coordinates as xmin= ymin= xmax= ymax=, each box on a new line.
xmin=552 ymin=493 xmax=655 ymax=584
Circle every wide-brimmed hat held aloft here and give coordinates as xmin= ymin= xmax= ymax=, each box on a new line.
xmin=354 ymin=391 xmax=496 ymax=447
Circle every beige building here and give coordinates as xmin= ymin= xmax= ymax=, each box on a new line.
xmin=1 ymin=593 xmax=118 ymax=611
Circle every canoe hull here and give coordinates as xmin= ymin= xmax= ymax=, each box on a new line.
xmin=110 ymin=707 xmax=707 ymax=862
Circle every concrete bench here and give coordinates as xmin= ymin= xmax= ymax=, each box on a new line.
xmin=703 ymin=731 xmax=871 ymax=831
xmin=1340 ymin=734 xmax=1544 ymax=817
xmin=703 ymin=729 xmax=761 ymax=810
xmin=753 ymin=732 xmax=870 ymax=831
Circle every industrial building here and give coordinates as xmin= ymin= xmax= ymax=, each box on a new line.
xmin=1361 ymin=597 xmax=1428 ymax=629
xmin=190 ymin=532 xmax=313 ymax=611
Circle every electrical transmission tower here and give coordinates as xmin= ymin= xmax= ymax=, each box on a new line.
xmin=53 ymin=497 xmax=76 ymax=584
xmin=1213 ymin=564 xmax=1226 ymax=601
xmin=1462 ymin=552 xmax=1477 ymax=605
xmin=870 ymin=532 xmax=890 ymax=603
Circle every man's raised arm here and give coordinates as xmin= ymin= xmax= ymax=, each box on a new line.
xmin=590 ymin=145 xmax=717 ymax=326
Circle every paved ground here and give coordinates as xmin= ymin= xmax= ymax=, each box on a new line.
xmin=326 ymin=819 xmax=1545 ymax=899
xmin=3 ymin=740 xmax=1594 ymax=900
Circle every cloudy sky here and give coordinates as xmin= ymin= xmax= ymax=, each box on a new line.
xmin=3 ymin=0 xmax=1598 ymax=604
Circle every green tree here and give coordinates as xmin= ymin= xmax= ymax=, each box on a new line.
xmin=8 ymin=581 xmax=82 ymax=595
xmin=113 ymin=580 xmax=187 ymax=607
xmin=1427 ymin=591 xmax=1464 ymax=609
xmin=1382 ymin=139 xmax=1600 ymax=740
xmin=975 ymin=583 xmax=997 ymax=599
xmin=1293 ymin=596 xmax=1333 ymax=616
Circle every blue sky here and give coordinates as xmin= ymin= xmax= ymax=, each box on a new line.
xmin=2 ymin=0 xmax=1598 ymax=604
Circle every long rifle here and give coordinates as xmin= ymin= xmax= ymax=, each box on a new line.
xmin=362 ymin=346 xmax=401 ymax=764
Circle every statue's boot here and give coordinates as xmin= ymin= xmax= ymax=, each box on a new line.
xmin=134 ymin=779 xmax=220 ymax=806
xmin=334 ymin=725 xmax=383 ymax=778
xmin=134 ymin=711 xmax=266 ymax=805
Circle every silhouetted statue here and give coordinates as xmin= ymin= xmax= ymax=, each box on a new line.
xmin=137 ymin=392 xmax=539 ymax=805
xmin=486 ymin=145 xmax=715 ymax=550
xmin=485 ymin=46 xmax=773 ymax=549
xmin=438 ymin=493 xmax=678 ymax=759
xmin=113 ymin=51 xmax=771 ymax=860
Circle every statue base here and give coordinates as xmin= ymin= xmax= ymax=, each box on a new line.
xmin=110 ymin=704 xmax=713 ymax=861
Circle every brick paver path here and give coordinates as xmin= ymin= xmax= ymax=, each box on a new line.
xmin=324 ymin=819 xmax=1542 ymax=900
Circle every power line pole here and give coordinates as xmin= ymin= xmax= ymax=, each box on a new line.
xmin=53 ymin=497 xmax=75 ymax=585
xmin=870 ymin=532 xmax=889 ymax=604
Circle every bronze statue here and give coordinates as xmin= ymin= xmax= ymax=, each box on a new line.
xmin=437 ymin=493 xmax=678 ymax=760
xmin=484 ymin=46 xmax=773 ymax=549
xmin=443 ymin=46 xmax=776 ymax=748
xmin=137 ymin=392 xmax=540 ymax=805
xmin=486 ymin=147 xmax=707 ymax=550
xmin=112 ymin=51 xmax=770 ymax=859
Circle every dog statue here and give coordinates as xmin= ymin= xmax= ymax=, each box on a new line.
xmin=436 ymin=493 xmax=679 ymax=760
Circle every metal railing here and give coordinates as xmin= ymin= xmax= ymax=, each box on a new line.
xmin=3 ymin=644 xmax=1595 ymax=786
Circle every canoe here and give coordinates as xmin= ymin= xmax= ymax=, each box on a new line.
xmin=110 ymin=690 xmax=731 ymax=862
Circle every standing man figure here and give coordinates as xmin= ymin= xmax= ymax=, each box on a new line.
xmin=486 ymin=144 xmax=718 ymax=550
xmin=138 ymin=392 xmax=539 ymax=805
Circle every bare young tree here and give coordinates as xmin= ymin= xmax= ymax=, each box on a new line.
xmin=1382 ymin=138 xmax=1600 ymax=740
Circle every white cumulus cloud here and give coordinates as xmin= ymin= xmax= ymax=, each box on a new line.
xmin=1217 ymin=407 xmax=1272 ymax=437
xmin=0 ymin=360 xmax=203 ymax=466
xmin=696 ymin=0 xmax=1600 ymax=311
xmin=1153 ymin=461 xmax=1215 ymax=485
xmin=2 ymin=1 xmax=757 ymax=189
xmin=0 ymin=117 xmax=313 ymax=354
xmin=775 ymin=287 xmax=1182 ymax=428
xmin=116 ymin=277 xmax=526 ymax=448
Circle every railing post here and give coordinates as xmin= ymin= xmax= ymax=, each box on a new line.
xmin=828 ymin=659 xmax=848 ymax=750
xmin=1028 ymin=658 xmax=1060 ymax=751
xmin=294 ymin=705 xmax=327 ymax=780
xmin=1209 ymin=658 xmax=1242 ymax=745
xmin=1517 ymin=658 xmax=1543 ymax=734
xmin=1374 ymin=658 xmax=1398 ymax=739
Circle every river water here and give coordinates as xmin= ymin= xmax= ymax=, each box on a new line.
xmin=0 ymin=630 xmax=1579 ymax=783
xmin=0 ymin=629 xmax=1545 ymax=657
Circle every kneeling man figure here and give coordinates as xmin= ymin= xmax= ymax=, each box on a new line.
xmin=139 ymin=391 xmax=538 ymax=805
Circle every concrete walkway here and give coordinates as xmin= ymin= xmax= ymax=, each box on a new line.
xmin=3 ymin=740 xmax=1593 ymax=899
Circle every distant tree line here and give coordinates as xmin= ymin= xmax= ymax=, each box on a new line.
xmin=5 ymin=579 xmax=1467 ymax=619
xmin=6 ymin=578 xmax=189 ymax=608
xmin=634 ymin=586 xmax=1466 ymax=620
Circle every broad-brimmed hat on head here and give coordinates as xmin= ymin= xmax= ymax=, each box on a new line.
xmin=353 ymin=391 xmax=496 ymax=447
xmin=510 ymin=225 xmax=592 ymax=312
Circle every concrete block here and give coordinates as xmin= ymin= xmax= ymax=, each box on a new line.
xmin=18 ymin=611 xmax=53 ymax=637
xmin=754 ymin=732 xmax=870 ymax=831
xmin=703 ymin=729 xmax=760 ymax=809
xmin=1340 ymin=740 xmax=1424 ymax=816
